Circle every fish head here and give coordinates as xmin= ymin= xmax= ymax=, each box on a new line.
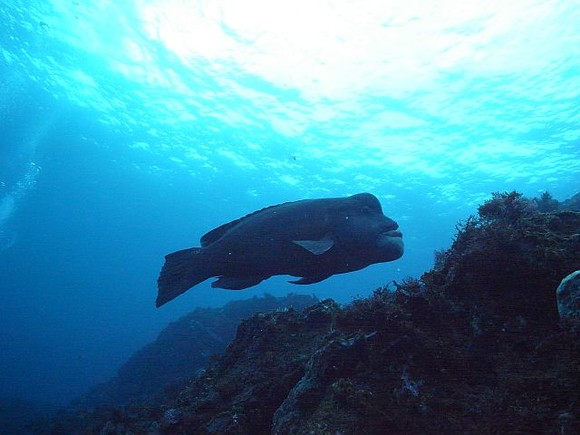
xmin=331 ymin=193 xmax=404 ymax=261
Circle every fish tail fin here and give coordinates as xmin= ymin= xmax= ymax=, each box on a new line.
xmin=156 ymin=247 xmax=209 ymax=307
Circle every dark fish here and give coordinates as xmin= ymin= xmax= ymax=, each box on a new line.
xmin=156 ymin=193 xmax=404 ymax=307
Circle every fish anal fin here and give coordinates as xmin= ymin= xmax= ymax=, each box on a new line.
xmin=289 ymin=275 xmax=331 ymax=285
xmin=211 ymin=275 xmax=266 ymax=290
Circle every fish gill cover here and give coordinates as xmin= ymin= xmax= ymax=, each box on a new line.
xmin=0 ymin=0 xmax=579 ymax=425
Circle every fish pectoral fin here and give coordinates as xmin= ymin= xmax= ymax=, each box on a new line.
xmin=289 ymin=275 xmax=331 ymax=285
xmin=211 ymin=275 xmax=265 ymax=290
xmin=292 ymin=234 xmax=334 ymax=255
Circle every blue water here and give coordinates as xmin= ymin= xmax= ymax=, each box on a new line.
xmin=0 ymin=0 xmax=578 ymax=407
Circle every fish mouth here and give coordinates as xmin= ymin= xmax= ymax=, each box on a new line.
xmin=382 ymin=229 xmax=402 ymax=238
xmin=376 ymin=228 xmax=404 ymax=258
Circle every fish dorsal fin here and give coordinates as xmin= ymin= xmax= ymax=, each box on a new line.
xmin=200 ymin=220 xmax=240 ymax=247
xmin=292 ymin=233 xmax=334 ymax=255
xmin=200 ymin=201 xmax=295 ymax=247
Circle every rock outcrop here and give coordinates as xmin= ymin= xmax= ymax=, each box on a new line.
xmin=74 ymin=293 xmax=318 ymax=410
xmin=35 ymin=192 xmax=580 ymax=434
xmin=557 ymin=270 xmax=580 ymax=319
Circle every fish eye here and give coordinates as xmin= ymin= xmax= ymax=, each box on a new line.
xmin=360 ymin=206 xmax=371 ymax=214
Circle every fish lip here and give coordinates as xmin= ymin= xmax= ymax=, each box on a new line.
xmin=383 ymin=229 xmax=402 ymax=238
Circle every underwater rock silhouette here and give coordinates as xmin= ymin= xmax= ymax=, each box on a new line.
xmin=38 ymin=192 xmax=580 ymax=434
xmin=72 ymin=294 xmax=318 ymax=409
xmin=561 ymin=192 xmax=580 ymax=211
xmin=0 ymin=397 xmax=55 ymax=435
xmin=157 ymin=193 xmax=403 ymax=307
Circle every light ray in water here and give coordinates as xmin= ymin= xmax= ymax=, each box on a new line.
xmin=0 ymin=162 xmax=41 ymax=251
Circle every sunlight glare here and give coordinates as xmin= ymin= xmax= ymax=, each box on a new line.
xmin=136 ymin=0 xmax=560 ymax=100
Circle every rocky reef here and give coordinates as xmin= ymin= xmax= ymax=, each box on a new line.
xmin=17 ymin=294 xmax=317 ymax=435
xmin=33 ymin=192 xmax=580 ymax=434
xmin=73 ymin=293 xmax=319 ymax=409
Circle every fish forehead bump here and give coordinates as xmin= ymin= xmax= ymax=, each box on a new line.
xmin=348 ymin=192 xmax=383 ymax=212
